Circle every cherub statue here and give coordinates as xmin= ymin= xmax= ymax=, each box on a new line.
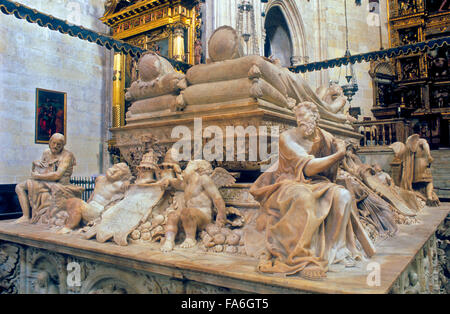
xmin=58 ymin=163 xmax=132 ymax=233
xmin=160 ymin=160 xmax=235 ymax=252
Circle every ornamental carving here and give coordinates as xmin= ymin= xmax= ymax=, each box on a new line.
xmin=0 ymin=242 xmax=20 ymax=294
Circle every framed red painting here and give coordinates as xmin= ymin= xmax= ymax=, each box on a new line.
xmin=35 ymin=88 xmax=67 ymax=144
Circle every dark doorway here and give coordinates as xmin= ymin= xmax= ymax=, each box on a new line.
xmin=264 ymin=7 xmax=293 ymax=67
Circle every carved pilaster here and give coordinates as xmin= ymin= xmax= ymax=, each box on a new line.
xmin=0 ymin=241 xmax=21 ymax=294
xmin=436 ymin=215 xmax=450 ymax=294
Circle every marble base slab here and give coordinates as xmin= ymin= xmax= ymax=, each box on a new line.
xmin=0 ymin=204 xmax=448 ymax=294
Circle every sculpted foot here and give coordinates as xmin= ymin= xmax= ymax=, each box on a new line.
xmin=161 ymin=239 xmax=175 ymax=252
xmin=257 ymin=259 xmax=273 ymax=273
xmin=299 ymin=266 xmax=327 ymax=281
xmin=180 ymin=238 xmax=197 ymax=248
xmin=344 ymin=256 xmax=357 ymax=268
xmin=14 ymin=216 xmax=30 ymax=224
xmin=426 ymin=198 xmax=440 ymax=207
xmin=57 ymin=227 xmax=72 ymax=234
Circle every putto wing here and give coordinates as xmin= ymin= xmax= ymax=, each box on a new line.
xmin=210 ymin=167 xmax=236 ymax=188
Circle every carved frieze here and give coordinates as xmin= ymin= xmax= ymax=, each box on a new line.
xmin=390 ymin=233 xmax=440 ymax=293
xmin=0 ymin=243 xmax=243 ymax=294
xmin=26 ymin=247 xmax=66 ymax=294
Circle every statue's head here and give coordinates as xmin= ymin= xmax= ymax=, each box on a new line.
xmin=184 ymin=160 xmax=213 ymax=177
xmin=208 ymin=26 xmax=243 ymax=62
xmin=49 ymin=133 xmax=65 ymax=154
xmin=137 ymin=52 xmax=174 ymax=82
xmin=106 ymin=163 xmax=132 ymax=182
xmin=330 ymin=81 xmax=343 ymax=95
xmin=372 ymin=163 xmax=382 ymax=173
xmin=293 ymin=102 xmax=320 ymax=137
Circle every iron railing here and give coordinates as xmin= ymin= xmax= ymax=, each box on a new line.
xmin=70 ymin=177 xmax=96 ymax=202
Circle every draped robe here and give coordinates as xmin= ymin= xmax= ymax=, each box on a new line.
xmin=250 ymin=128 xmax=370 ymax=275
xmin=26 ymin=149 xmax=81 ymax=223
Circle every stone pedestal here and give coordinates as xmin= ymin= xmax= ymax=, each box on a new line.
xmin=112 ymin=98 xmax=361 ymax=172
xmin=0 ymin=204 xmax=448 ymax=294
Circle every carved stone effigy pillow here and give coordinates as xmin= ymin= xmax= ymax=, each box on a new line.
xmin=180 ymin=26 xmax=292 ymax=109
xmin=125 ymin=53 xmax=185 ymax=119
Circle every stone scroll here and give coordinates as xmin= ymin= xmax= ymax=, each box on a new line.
xmin=84 ymin=184 xmax=164 ymax=246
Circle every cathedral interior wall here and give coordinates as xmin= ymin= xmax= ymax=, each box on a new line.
xmin=0 ymin=0 xmax=111 ymax=184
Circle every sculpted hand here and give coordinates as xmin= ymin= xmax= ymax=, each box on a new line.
xmin=336 ymin=95 xmax=347 ymax=103
xmin=31 ymin=172 xmax=41 ymax=180
xmin=32 ymin=160 xmax=45 ymax=171
xmin=335 ymin=140 xmax=347 ymax=158
xmin=122 ymin=181 xmax=130 ymax=192
xmin=37 ymin=160 xmax=46 ymax=167
xmin=216 ymin=212 xmax=226 ymax=227
xmin=160 ymin=178 xmax=171 ymax=190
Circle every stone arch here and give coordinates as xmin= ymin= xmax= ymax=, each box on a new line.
xmin=82 ymin=276 xmax=138 ymax=294
xmin=264 ymin=0 xmax=307 ymax=66
xmin=369 ymin=60 xmax=397 ymax=109
xmin=80 ymin=268 xmax=159 ymax=294
xmin=28 ymin=253 xmax=64 ymax=294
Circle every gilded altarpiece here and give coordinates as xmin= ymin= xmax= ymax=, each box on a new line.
xmin=375 ymin=0 xmax=450 ymax=148
xmin=101 ymin=0 xmax=202 ymax=130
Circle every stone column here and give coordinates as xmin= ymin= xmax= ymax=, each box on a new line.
xmin=112 ymin=53 xmax=125 ymax=128
xmin=102 ymin=49 xmax=114 ymax=172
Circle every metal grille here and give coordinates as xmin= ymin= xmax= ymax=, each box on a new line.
xmin=70 ymin=177 xmax=96 ymax=202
